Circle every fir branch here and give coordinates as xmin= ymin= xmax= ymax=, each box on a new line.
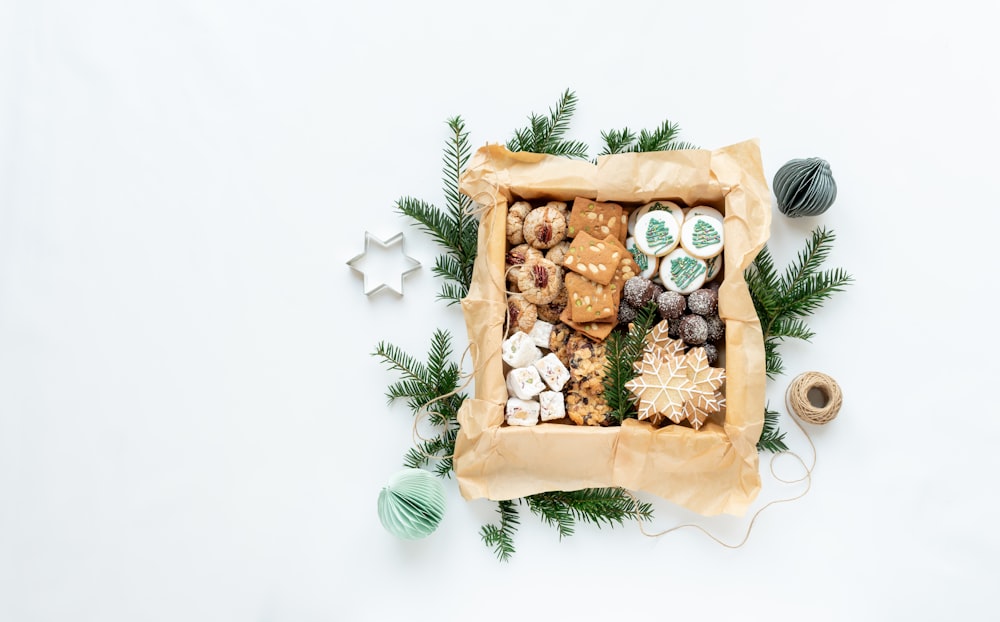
xmin=603 ymin=301 xmax=660 ymax=424
xmin=395 ymin=117 xmax=478 ymax=305
xmin=506 ymin=89 xmax=590 ymax=159
xmin=746 ymin=227 xmax=853 ymax=454
xmin=372 ymin=330 xmax=466 ymax=476
xmin=598 ymin=127 xmax=638 ymax=155
xmin=527 ymin=488 xmax=653 ymax=539
xmin=599 ymin=119 xmax=698 ymax=156
xmin=756 ymin=405 xmax=789 ymax=453
xmin=526 ymin=493 xmax=576 ymax=539
xmin=763 ymin=340 xmax=784 ymax=378
xmin=746 ymin=227 xmax=853 ymax=380
xmin=768 ymin=316 xmax=816 ymax=342
xmin=372 ymin=341 xmax=428 ymax=387
xmin=480 ymin=500 xmax=520 ymax=563
xmin=635 ymin=120 xmax=683 ymax=152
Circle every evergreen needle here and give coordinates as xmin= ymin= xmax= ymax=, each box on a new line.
xmin=395 ymin=116 xmax=478 ymax=305
xmin=746 ymin=226 xmax=853 ymax=452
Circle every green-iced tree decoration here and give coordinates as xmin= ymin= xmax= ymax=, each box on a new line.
xmin=692 ymin=219 xmax=721 ymax=247
xmin=644 ymin=219 xmax=674 ymax=254
xmin=670 ymin=256 xmax=705 ymax=290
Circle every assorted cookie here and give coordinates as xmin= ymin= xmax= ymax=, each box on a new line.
xmin=502 ymin=197 xmax=728 ymax=430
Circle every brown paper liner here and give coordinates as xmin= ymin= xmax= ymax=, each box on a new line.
xmin=454 ymin=140 xmax=771 ymax=516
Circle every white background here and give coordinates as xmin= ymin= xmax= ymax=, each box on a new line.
xmin=2 ymin=1 xmax=998 ymax=620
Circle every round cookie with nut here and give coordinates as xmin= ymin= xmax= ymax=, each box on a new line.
xmin=506 ymin=201 xmax=531 ymax=245
xmin=505 ymin=243 xmax=542 ymax=287
xmin=523 ymin=205 xmax=567 ymax=250
xmin=516 ymin=256 xmax=563 ymax=305
xmin=506 ymin=293 xmax=538 ymax=335
xmin=536 ymin=285 xmax=568 ymax=323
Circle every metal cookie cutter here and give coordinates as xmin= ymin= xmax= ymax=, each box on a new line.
xmin=346 ymin=231 xmax=421 ymax=296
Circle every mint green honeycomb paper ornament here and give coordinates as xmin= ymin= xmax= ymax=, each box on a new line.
xmin=378 ymin=468 xmax=446 ymax=540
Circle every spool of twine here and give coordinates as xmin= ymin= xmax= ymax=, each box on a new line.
xmin=786 ymin=371 xmax=842 ymax=424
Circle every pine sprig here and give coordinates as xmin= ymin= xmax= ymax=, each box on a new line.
xmin=395 ymin=117 xmax=478 ymax=305
xmin=527 ymin=488 xmax=654 ymax=538
xmin=746 ymin=227 xmax=854 ymax=380
xmin=373 ymin=330 xmax=466 ymax=477
xmin=746 ymin=227 xmax=852 ymax=452
xmin=756 ymin=405 xmax=788 ymax=453
xmin=506 ymin=89 xmax=590 ymax=159
xmin=480 ymin=499 xmax=520 ymax=563
xmin=599 ymin=119 xmax=699 ymax=156
xmin=603 ymin=301 xmax=660 ymax=424
xmin=479 ymin=488 xmax=653 ymax=562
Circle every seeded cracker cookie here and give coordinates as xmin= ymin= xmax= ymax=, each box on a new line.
xmin=567 ymin=197 xmax=623 ymax=241
xmin=516 ymin=256 xmax=563 ymax=305
xmin=561 ymin=231 xmax=621 ymax=286
xmin=566 ymin=272 xmax=617 ymax=323
xmin=523 ymin=205 xmax=567 ymax=250
xmin=506 ymin=201 xmax=531 ymax=245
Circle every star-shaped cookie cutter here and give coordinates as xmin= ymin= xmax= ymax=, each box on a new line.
xmin=346 ymin=231 xmax=422 ymax=296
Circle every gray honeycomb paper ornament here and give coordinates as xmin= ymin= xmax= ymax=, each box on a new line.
xmin=772 ymin=157 xmax=837 ymax=218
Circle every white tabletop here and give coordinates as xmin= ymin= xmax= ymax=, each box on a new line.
xmin=2 ymin=1 xmax=997 ymax=620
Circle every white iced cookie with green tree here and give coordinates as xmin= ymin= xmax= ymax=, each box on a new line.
xmin=634 ymin=210 xmax=680 ymax=258
xmin=680 ymin=214 xmax=724 ymax=259
xmin=659 ymin=247 xmax=707 ymax=294
xmin=628 ymin=200 xmax=685 ymax=236
xmin=625 ymin=236 xmax=658 ymax=279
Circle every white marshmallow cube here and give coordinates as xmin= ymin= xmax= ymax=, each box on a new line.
xmin=533 ymin=353 xmax=570 ymax=392
xmin=527 ymin=319 xmax=554 ymax=349
xmin=539 ymin=391 xmax=566 ymax=422
xmin=506 ymin=366 xmax=544 ymax=400
xmin=501 ymin=331 xmax=542 ymax=369
xmin=505 ymin=398 xmax=540 ymax=426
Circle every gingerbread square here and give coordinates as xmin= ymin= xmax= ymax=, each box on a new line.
xmin=561 ymin=230 xmax=622 ymax=285
xmin=567 ymin=197 xmax=623 ymax=241
xmin=566 ymin=272 xmax=617 ymax=323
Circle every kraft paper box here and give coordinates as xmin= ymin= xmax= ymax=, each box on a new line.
xmin=453 ymin=140 xmax=771 ymax=516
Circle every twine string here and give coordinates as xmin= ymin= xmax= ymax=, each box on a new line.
xmin=629 ymin=371 xmax=839 ymax=547
xmin=409 ymin=325 xmax=505 ymax=461
xmin=409 ymin=147 xmax=511 ymax=460
xmin=786 ymin=371 xmax=842 ymax=425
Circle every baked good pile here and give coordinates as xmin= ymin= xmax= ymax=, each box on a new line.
xmin=501 ymin=197 xmax=728 ymax=430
